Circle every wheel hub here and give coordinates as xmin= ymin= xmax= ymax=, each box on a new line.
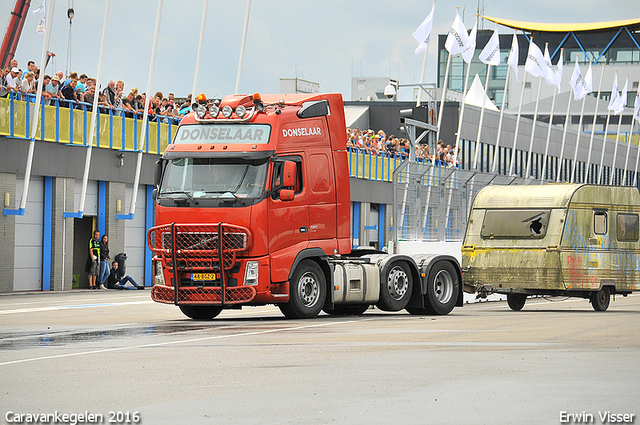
xmin=387 ymin=266 xmax=408 ymax=300
xmin=299 ymin=272 xmax=319 ymax=307
xmin=433 ymin=270 xmax=453 ymax=303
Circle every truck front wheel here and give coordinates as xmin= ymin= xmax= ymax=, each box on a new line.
xmin=279 ymin=260 xmax=326 ymax=319
xmin=590 ymin=287 xmax=610 ymax=311
xmin=376 ymin=262 xmax=413 ymax=311
xmin=179 ymin=305 xmax=223 ymax=320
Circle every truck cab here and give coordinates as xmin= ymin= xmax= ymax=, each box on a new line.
xmin=148 ymin=93 xmax=463 ymax=319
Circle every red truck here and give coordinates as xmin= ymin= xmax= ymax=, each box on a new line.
xmin=148 ymin=92 xmax=463 ymax=319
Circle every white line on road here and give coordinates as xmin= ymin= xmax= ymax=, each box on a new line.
xmin=0 ymin=300 xmax=154 ymax=315
xmin=0 ymin=318 xmax=375 ymax=367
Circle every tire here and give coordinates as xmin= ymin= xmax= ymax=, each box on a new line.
xmin=323 ymin=304 xmax=370 ymax=316
xmin=279 ymin=260 xmax=326 ymax=319
xmin=179 ymin=305 xmax=223 ymax=320
xmin=507 ymin=294 xmax=527 ymax=311
xmin=590 ymin=287 xmax=610 ymax=311
xmin=425 ymin=261 xmax=459 ymax=315
xmin=376 ymin=261 xmax=413 ymax=311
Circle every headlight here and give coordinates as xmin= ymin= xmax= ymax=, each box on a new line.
xmin=209 ymin=105 xmax=219 ymax=118
xmin=154 ymin=260 xmax=165 ymax=285
xmin=235 ymin=105 xmax=247 ymax=118
xmin=196 ymin=104 xmax=207 ymax=119
xmin=222 ymin=105 xmax=233 ymax=118
xmin=244 ymin=261 xmax=259 ymax=286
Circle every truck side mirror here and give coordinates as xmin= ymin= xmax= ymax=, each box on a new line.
xmin=154 ymin=159 xmax=164 ymax=187
xmin=282 ymin=161 xmax=296 ymax=188
xmin=279 ymin=189 xmax=294 ymax=201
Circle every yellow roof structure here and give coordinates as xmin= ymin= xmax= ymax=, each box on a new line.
xmin=483 ymin=16 xmax=640 ymax=33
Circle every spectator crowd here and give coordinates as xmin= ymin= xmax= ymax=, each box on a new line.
xmin=2 ymin=57 xmax=459 ymax=166
xmin=347 ymin=127 xmax=459 ymax=166
xmin=0 ymin=58 xmax=191 ymax=124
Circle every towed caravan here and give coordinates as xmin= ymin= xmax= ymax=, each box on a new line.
xmin=462 ymin=184 xmax=640 ymax=311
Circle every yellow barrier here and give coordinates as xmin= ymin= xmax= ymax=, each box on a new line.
xmin=0 ymin=96 xmax=172 ymax=154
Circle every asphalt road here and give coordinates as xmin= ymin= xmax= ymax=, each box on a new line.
xmin=1 ymin=290 xmax=638 ymax=425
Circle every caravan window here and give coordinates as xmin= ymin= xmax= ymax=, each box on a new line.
xmin=481 ymin=209 xmax=550 ymax=239
xmin=617 ymin=214 xmax=639 ymax=242
xmin=594 ymin=212 xmax=607 ymax=235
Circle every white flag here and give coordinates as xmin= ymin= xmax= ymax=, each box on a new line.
xmin=445 ymin=14 xmax=470 ymax=56
xmin=507 ymin=32 xmax=519 ymax=82
xmin=33 ymin=0 xmax=45 ymax=14
xmin=479 ymin=28 xmax=500 ymax=66
xmin=36 ymin=16 xmax=45 ymax=34
xmin=554 ymin=50 xmax=563 ymax=90
xmin=569 ymin=59 xmax=591 ymax=101
xmin=608 ymin=73 xmax=620 ymax=111
xmin=413 ymin=5 xmax=435 ymax=55
xmin=524 ymin=41 xmax=546 ymax=79
xmin=461 ymin=21 xmax=477 ymax=64
xmin=584 ymin=62 xmax=593 ymax=94
xmin=542 ymin=45 xmax=555 ymax=86
xmin=614 ymin=76 xmax=628 ymax=115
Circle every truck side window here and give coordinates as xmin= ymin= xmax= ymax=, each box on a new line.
xmin=617 ymin=214 xmax=639 ymax=242
xmin=594 ymin=212 xmax=607 ymax=235
xmin=272 ymin=157 xmax=303 ymax=197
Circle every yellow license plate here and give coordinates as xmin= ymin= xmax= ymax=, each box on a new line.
xmin=192 ymin=273 xmax=217 ymax=281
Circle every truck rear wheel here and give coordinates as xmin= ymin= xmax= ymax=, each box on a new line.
xmin=507 ymin=294 xmax=527 ymax=311
xmin=376 ymin=262 xmax=413 ymax=311
xmin=590 ymin=287 xmax=610 ymax=311
xmin=179 ymin=305 xmax=223 ymax=320
xmin=279 ymin=260 xmax=326 ymax=319
xmin=408 ymin=261 xmax=459 ymax=315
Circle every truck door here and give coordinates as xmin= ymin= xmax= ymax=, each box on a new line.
xmin=267 ymin=155 xmax=309 ymax=278
xmin=307 ymin=151 xmax=338 ymax=244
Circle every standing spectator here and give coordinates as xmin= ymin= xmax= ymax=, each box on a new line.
xmin=80 ymin=85 xmax=96 ymax=109
xmin=20 ymin=71 xmax=36 ymax=95
xmin=77 ymin=74 xmax=88 ymax=92
xmin=98 ymin=234 xmax=110 ymax=287
xmin=60 ymin=78 xmax=79 ymax=108
xmin=39 ymin=74 xmax=52 ymax=102
xmin=86 ymin=230 xmax=101 ymax=289
xmin=103 ymin=80 xmax=116 ymax=106
xmin=45 ymin=75 xmax=62 ymax=105
xmin=5 ymin=67 xmax=21 ymax=94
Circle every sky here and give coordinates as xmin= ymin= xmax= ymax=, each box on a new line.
xmin=1 ymin=0 xmax=638 ymax=101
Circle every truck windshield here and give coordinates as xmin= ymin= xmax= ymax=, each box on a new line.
xmin=159 ymin=157 xmax=268 ymax=201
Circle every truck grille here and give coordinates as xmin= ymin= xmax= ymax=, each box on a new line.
xmin=151 ymin=284 xmax=256 ymax=305
xmin=147 ymin=223 xmax=252 ymax=306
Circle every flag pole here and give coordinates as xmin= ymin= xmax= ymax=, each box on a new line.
xmin=524 ymin=73 xmax=543 ymax=178
xmin=539 ymin=84 xmax=557 ymax=182
xmin=15 ymin=0 xmax=55 ymax=214
xmin=623 ymin=120 xmax=633 ymax=185
xmin=190 ymin=0 xmax=209 ymax=101
xmin=540 ymin=46 xmax=562 ymax=183
xmin=508 ymin=73 xmax=527 ymax=175
xmin=633 ymin=119 xmax=640 ymax=187
xmin=452 ymin=14 xmax=478 ymax=166
xmin=597 ymin=106 xmax=614 ymax=184
xmin=472 ymin=64 xmax=491 ymax=169
xmin=609 ymin=75 xmax=628 ymax=186
xmin=416 ymin=0 xmax=436 ymax=107
xmin=235 ymin=0 xmax=252 ymax=94
xmin=436 ymin=7 xmax=459 ymax=145
xmin=585 ymin=64 xmax=605 ymax=183
xmin=490 ymin=66 xmax=509 ymax=173
xmin=556 ymin=90 xmax=573 ymax=182
xmin=570 ymin=93 xmax=588 ymax=183
xmin=492 ymin=30 xmax=518 ymax=174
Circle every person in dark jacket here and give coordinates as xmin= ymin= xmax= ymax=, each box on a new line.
xmin=98 ymin=234 xmax=110 ymax=288
xmin=107 ymin=261 xmax=144 ymax=290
